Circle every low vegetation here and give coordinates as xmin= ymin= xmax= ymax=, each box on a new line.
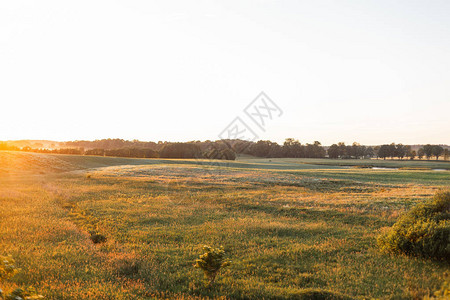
xmin=378 ymin=190 xmax=450 ymax=260
xmin=194 ymin=246 xmax=231 ymax=286
xmin=0 ymin=152 xmax=448 ymax=299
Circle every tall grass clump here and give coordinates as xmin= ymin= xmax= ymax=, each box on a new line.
xmin=378 ymin=191 xmax=450 ymax=260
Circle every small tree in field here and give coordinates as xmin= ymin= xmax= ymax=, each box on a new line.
xmin=194 ymin=246 xmax=230 ymax=286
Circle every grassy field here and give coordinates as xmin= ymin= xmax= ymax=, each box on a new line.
xmin=0 ymin=151 xmax=449 ymax=299
xmin=238 ymin=156 xmax=450 ymax=170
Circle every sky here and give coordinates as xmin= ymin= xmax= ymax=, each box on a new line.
xmin=0 ymin=0 xmax=449 ymax=145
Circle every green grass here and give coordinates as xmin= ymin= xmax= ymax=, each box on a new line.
xmin=238 ymin=157 xmax=450 ymax=170
xmin=0 ymin=152 xmax=449 ymax=299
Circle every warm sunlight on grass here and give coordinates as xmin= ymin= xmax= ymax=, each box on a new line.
xmin=0 ymin=152 xmax=448 ymax=299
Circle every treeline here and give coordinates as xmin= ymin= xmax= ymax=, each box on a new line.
xmin=83 ymin=141 xmax=237 ymax=160
xmin=233 ymin=139 xmax=326 ymax=158
xmin=328 ymin=142 xmax=374 ymax=159
xmin=85 ymin=148 xmax=158 ymax=158
xmin=0 ymin=142 xmax=19 ymax=151
xmin=376 ymin=143 xmax=448 ymax=160
xmin=1 ymin=139 xmax=448 ymax=161
xmin=63 ymin=139 xmax=160 ymax=151
xmin=1 ymin=139 xmax=327 ymax=160
xmin=159 ymin=142 xmax=236 ymax=160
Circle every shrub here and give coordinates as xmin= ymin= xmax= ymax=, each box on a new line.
xmin=377 ymin=191 xmax=450 ymax=260
xmin=89 ymin=232 xmax=107 ymax=244
xmin=194 ymin=246 xmax=230 ymax=286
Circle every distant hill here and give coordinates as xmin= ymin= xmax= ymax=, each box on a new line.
xmin=4 ymin=139 xmax=160 ymax=151
xmin=5 ymin=140 xmax=65 ymax=149
xmin=0 ymin=150 xmax=159 ymax=175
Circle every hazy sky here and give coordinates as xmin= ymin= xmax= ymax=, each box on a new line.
xmin=1 ymin=0 xmax=449 ymax=145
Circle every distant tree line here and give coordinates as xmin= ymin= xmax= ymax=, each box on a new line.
xmin=328 ymin=142 xmax=374 ymax=159
xmin=419 ymin=144 xmax=446 ymax=160
xmin=375 ymin=143 xmax=447 ymax=160
xmin=85 ymin=148 xmax=158 ymax=158
xmin=0 ymin=142 xmax=19 ymax=151
xmin=229 ymin=139 xmax=327 ymax=158
xmin=1 ymin=139 xmax=448 ymax=161
xmin=63 ymin=139 xmax=160 ymax=151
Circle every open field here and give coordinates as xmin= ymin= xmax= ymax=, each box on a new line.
xmin=1 ymin=151 xmax=449 ymax=175
xmin=238 ymin=156 xmax=450 ymax=171
xmin=0 ymin=151 xmax=449 ymax=299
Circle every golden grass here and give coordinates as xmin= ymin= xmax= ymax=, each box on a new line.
xmin=0 ymin=152 xmax=448 ymax=299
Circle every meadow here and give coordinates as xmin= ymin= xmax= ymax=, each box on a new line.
xmin=0 ymin=151 xmax=449 ymax=299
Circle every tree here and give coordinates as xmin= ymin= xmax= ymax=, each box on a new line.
xmin=283 ymin=138 xmax=304 ymax=158
xmin=365 ymin=146 xmax=374 ymax=158
xmin=431 ymin=145 xmax=444 ymax=160
xmin=305 ymin=141 xmax=325 ymax=158
xmin=378 ymin=145 xmax=390 ymax=160
xmin=250 ymin=140 xmax=275 ymax=157
xmin=388 ymin=143 xmax=396 ymax=159
xmin=345 ymin=145 xmax=353 ymax=158
xmin=159 ymin=143 xmax=202 ymax=158
xmin=85 ymin=148 xmax=105 ymax=156
xmin=358 ymin=145 xmax=367 ymax=159
xmin=338 ymin=142 xmax=347 ymax=158
xmin=327 ymin=144 xmax=340 ymax=159
xmin=418 ymin=148 xmax=425 ymax=159
xmin=395 ymin=144 xmax=406 ymax=160
xmin=373 ymin=146 xmax=380 ymax=159
xmin=267 ymin=143 xmax=283 ymax=158
xmin=405 ymin=145 xmax=413 ymax=160
xmin=220 ymin=148 xmax=236 ymax=160
xmin=351 ymin=142 xmax=363 ymax=159
xmin=423 ymin=144 xmax=434 ymax=159
xmin=444 ymin=149 xmax=449 ymax=161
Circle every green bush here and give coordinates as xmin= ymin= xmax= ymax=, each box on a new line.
xmin=378 ymin=191 xmax=450 ymax=260
xmin=194 ymin=246 xmax=231 ymax=286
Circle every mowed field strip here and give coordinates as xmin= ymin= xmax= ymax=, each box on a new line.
xmin=0 ymin=151 xmax=449 ymax=299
